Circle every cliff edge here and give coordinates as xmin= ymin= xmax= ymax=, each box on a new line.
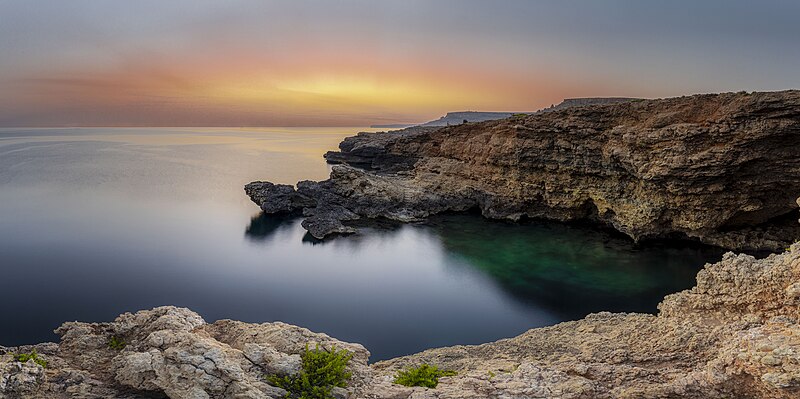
xmin=247 ymin=90 xmax=800 ymax=251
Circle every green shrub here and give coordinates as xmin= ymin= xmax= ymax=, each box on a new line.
xmin=108 ymin=335 xmax=126 ymax=350
xmin=393 ymin=364 xmax=456 ymax=388
xmin=267 ymin=344 xmax=353 ymax=399
xmin=512 ymin=113 xmax=527 ymax=118
xmin=14 ymin=349 xmax=47 ymax=368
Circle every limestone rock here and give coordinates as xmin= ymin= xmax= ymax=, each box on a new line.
xmin=247 ymin=90 xmax=800 ymax=250
xmin=1 ymin=307 xmax=371 ymax=398
xmin=366 ymin=242 xmax=800 ymax=398
xmin=3 ymin=241 xmax=800 ymax=397
xmin=0 ymin=356 xmax=45 ymax=396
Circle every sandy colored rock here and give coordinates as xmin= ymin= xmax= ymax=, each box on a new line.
xmin=0 ymin=307 xmax=371 ymax=398
xmin=248 ymin=90 xmax=800 ymax=249
xmin=2 ymin=241 xmax=800 ymax=397
xmin=364 ymin=243 xmax=800 ymax=398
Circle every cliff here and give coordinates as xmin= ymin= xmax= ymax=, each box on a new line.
xmin=4 ymin=233 xmax=800 ymax=398
xmin=247 ymin=90 xmax=800 ymax=251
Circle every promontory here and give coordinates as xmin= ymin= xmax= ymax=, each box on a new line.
xmin=247 ymin=90 xmax=800 ymax=251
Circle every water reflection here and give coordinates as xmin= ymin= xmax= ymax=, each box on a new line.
xmin=245 ymin=213 xmax=296 ymax=241
xmin=0 ymin=128 xmax=730 ymax=361
xmin=427 ymin=214 xmax=726 ymax=317
xmin=244 ymin=211 xmax=726 ymax=320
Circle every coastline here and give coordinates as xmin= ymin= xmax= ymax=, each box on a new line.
xmin=3 ymin=90 xmax=800 ymax=397
xmin=246 ymin=90 xmax=800 ymax=252
xmin=3 ymin=239 xmax=800 ymax=398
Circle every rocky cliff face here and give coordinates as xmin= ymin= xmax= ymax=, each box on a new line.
xmin=4 ymin=235 xmax=800 ymax=398
xmin=246 ymin=90 xmax=800 ymax=250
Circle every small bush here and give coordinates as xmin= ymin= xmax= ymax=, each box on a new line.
xmin=14 ymin=349 xmax=47 ymax=368
xmin=512 ymin=113 xmax=527 ymax=118
xmin=393 ymin=364 xmax=456 ymax=388
xmin=108 ymin=336 xmax=126 ymax=350
xmin=267 ymin=344 xmax=353 ymax=399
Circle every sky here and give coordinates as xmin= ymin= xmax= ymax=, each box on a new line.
xmin=1 ymin=0 xmax=799 ymax=127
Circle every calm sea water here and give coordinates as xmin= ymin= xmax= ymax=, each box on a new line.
xmin=0 ymin=127 xmax=725 ymax=360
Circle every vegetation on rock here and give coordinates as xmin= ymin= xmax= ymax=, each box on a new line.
xmin=267 ymin=344 xmax=353 ymax=399
xmin=14 ymin=349 xmax=47 ymax=368
xmin=108 ymin=335 xmax=126 ymax=350
xmin=392 ymin=364 xmax=456 ymax=388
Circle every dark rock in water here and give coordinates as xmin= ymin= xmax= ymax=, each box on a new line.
xmin=244 ymin=181 xmax=316 ymax=214
xmin=247 ymin=90 xmax=800 ymax=250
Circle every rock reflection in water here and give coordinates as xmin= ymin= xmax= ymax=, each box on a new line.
xmin=245 ymin=211 xmax=726 ymax=319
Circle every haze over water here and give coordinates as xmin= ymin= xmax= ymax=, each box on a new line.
xmin=0 ymin=127 xmax=725 ymax=360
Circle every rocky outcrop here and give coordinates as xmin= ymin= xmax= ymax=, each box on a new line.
xmin=365 ymin=239 xmax=800 ymax=399
xmin=3 ymin=237 xmax=800 ymax=398
xmin=246 ymin=90 xmax=800 ymax=250
xmin=1 ymin=307 xmax=371 ymax=399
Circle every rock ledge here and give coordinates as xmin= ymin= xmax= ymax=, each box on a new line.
xmin=247 ymin=90 xmax=800 ymax=250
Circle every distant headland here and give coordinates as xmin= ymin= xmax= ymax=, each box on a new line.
xmin=372 ymin=97 xmax=639 ymax=128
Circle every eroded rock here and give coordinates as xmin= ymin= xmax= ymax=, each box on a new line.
xmin=3 ymin=241 xmax=800 ymax=397
xmin=366 ymin=242 xmax=800 ymax=398
xmin=247 ymin=91 xmax=800 ymax=250
xmin=0 ymin=307 xmax=371 ymax=398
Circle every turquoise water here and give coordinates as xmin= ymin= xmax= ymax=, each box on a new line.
xmin=0 ymin=128 xmax=725 ymax=360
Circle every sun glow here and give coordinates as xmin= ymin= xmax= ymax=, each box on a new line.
xmin=201 ymin=74 xmax=496 ymax=117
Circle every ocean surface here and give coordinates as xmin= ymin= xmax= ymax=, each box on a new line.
xmin=0 ymin=127 xmax=726 ymax=361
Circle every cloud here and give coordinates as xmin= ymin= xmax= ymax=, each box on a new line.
xmin=1 ymin=1 xmax=799 ymax=126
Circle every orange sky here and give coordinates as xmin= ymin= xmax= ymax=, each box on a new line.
xmin=1 ymin=1 xmax=798 ymax=126
xmin=3 ymin=44 xmax=602 ymax=126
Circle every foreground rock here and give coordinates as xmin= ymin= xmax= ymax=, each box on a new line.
xmin=3 ymin=236 xmax=800 ymax=398
xmin=367 ymin=245 xmax=800 ymax=399
xmin=1 ymin=307 xmax=371 ymax=398
xmin=246 ymin=90 xmax=800 ymax=250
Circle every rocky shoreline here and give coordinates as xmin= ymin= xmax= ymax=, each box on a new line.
xmin=246 ymin=90 xmax=800 ymax=251
xmin=3 ymin=231 xmax=800 ymax=398
xmin=4 ymin=91 xmax=800 ymax=398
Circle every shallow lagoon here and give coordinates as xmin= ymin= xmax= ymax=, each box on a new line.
xmin=0 ymin=128 xmax=724 ymax=360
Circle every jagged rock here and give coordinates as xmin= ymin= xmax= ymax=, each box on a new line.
xmin=0 ymin=307 xmax=371 ymax=398
xmin=3 ymin=238 xmax=800 ymax=397
xmin=6 ymin=92 xmax=800 ymax=397
xmin=366 ymin=242 xmax=800 ymax=399
xmin=247 ymin=90 xmax=800 ymax=250
xmin=0 ymin=357 xmax=45 ymax=396
xmin=244 ymin=182 xmax=316 ymax=214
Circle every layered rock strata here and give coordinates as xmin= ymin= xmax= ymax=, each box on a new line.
xmin=246 ymin=90 xmax=800 ymax=250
